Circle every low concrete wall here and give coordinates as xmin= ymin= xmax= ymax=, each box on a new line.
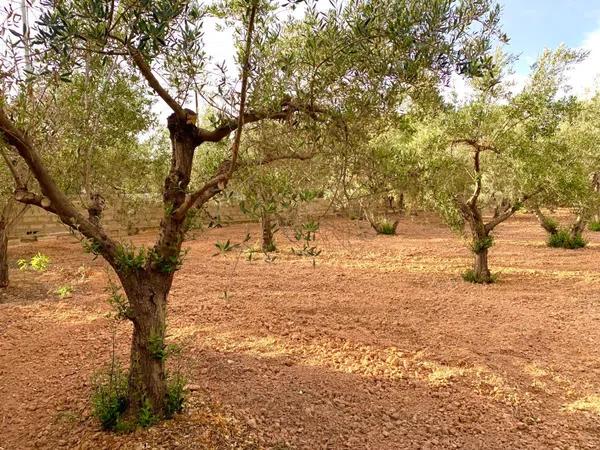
xmin=8 ymin=199 xmax=333 ymax=242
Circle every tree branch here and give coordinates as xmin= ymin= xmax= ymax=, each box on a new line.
xmin=484 ymin=191 xmax=538 ymax=233
xmin=228 ymin=0 xmax=258 ymax=179
xmin=128 ymin=47 xmax=184 ymax=118
xmin=173 ymin=151 xmax=315 ymax=220
xmin=0 ymin=106 xmax=119 ymax=263
xmin=452 ymin=138 xmax=497 ymax=153
xmin=194 ymin=101 xmax=326 ymax=144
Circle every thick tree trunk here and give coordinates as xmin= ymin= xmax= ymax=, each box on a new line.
xmin=121 ymin=273 xmax=170 ymax=420
xmin=0 ymin=218 xmax=8 ymax=288
xmin=473 ymin=246 xmax=491 ymax=282
xmin=116 ymin=113 xmax=197 ymax=421
xmin=261 ymin=213 xmax=275 ymax=252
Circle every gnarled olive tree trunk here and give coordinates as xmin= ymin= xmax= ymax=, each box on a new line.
xmin=116 ymin=112 xmax=199 ymax=418
xmin=119 ymin=271 xmax=172 ymax=417
xmin=463 ymin=209 xmax=493 ymax=283
xmin=473 ymin=239 xmax=491 ymax=281
xmin=456 ymin=143 xmax=528 ymax=283
xmin=570 ymin=213 xmax=587 ymax=238
xmin=261 ymin=212 xmax=276 ymax=252
xmin=0 ymin=217 xmax=8 ymax=289
xmin=532 ymin=205 xmax=558 ymax=235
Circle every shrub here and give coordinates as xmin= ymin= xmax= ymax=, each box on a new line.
xmin=462 ymin=269 xmax=497 ymax=284
xmin=589 ymin=221 xmax=600 ymax=232
xmin=91 ymin=364 xmax=129 ymax=431
xmin=91 ymin=366 xmax=186 ymax=431
xmin=547 ymin=230 xmax=587 ymax=249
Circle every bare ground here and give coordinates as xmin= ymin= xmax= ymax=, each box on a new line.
xmin=1 ymin=213 xmax=600 ymax=449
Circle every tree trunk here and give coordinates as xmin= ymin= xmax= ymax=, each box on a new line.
xmin=261 ymin=213 xmax=275 ymax=252
xmin=532 ymin=206 xmax=558 ymax=235
xmin=115 ymin=113 xmax=198 ymax=422
xmin=473 ymin=246 xmax=491 ymax=282
xmin=570 ymin=213 xmax=586 ymax=238
xmin=121 ymin=273 xmax=170 ymax=420
xmin=0 ymin=218 xmax=8 ymax=288
xmin=87 ymin=193 xmax=105 ymax=226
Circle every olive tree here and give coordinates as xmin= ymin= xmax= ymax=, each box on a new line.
xmin=530 ymin=93 xmax=600 ymax=246
xmin=0 ymin=0 xmax=502 ymax=423
xmin=374 ymin=47 xmax=585 ymax=282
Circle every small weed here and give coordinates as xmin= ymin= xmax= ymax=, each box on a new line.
xmin=18 ymin=253 xmax=50 ymax=271
xmin=55 ymin=285 xmax=73 ymax=299
xmin=137 ymin=398 xmax=158 ymax=428
xmin=370 ymin=217 xmax=399 ymax=235
xmin=213 ymin=234 xmax=252 ymax=257
xmin=165 ymin=373 xmax=187 ymax=418
xmin=91 ymin=364 xmax=129 ymax=431
xmin=292 ymin=220 xmax=322 ymax=259
xmin=263 ymin=241 xmax=277 ymax=253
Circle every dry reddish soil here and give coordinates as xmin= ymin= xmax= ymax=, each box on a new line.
xmin=1 ymin=214 xmax=600 ymax=450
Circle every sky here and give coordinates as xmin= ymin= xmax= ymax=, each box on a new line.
xmin=499 ymin=0 xmax=600 ymax=95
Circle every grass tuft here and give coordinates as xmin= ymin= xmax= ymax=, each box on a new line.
xmin=462 ymin=269 xmax=497 ymax=284
xmin=547 ymin=230 xmax=586 ymax=249
xmin=588 ymin=221 xmax=600 ymax=232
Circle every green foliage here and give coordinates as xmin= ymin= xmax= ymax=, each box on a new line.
xmin=470 ymin=235 xmax=494 ymax=253
xmin=18 ymin=253 xmax=50 ymax=271
xmin=165 ymin=373 xmax=187 ymax=419
xmin=371 ymin=217 xmax=399 ymax=235
xmin=263 ymin=240 xmax=277 ymax=253
xmin=55 ymin=285 xmax=73 ymax=299
xmin=91 ymin=364 xmax=129 ymax=431
xmin=213 ymin=234 xmax=251 ymax=256
xmin=547 ymin=230 xmax=587 ymax=249
xmin=149 ymin=249 xmax=187 ymax=274
xmin=115 ymin=244 xmax=147 ymax=273
xmin=214 ymin=239 xmax=239 ymax=255
xmin=137 ymin=398 xmax=158 ymax=428
xmin=148 ymin=333 xmax=167 ymax=361
xmin=82 ymin=238 xmax=103 ymax=258
xmin=541 ymin=217 xmax=560 ymax=235
xmin=589 ymin=221 xmax=600 ymax=232
xmin=292 ymin=220 xmax=322 ymax=258
xmin=462 ymin=270 xmax=497 ymax=284
xmin=107 ymin=282 xmax=131 ymax=321
xmin=148 ymin=331 xmax=181 ymax=362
